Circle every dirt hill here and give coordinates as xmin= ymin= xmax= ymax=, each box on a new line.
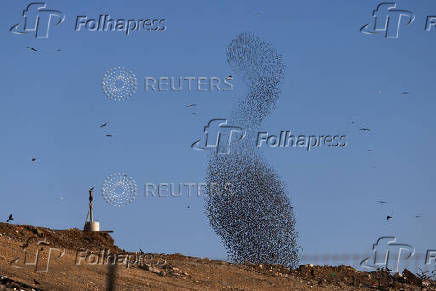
xmin=0 ymin=222 xmax=433 ymax=290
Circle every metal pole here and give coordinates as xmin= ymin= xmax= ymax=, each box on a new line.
xmin=89 ymin=189 xmax=94 ymax=222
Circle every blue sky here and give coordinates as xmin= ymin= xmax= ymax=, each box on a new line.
xmin=0 ymin=0 xmax=435 ymax=266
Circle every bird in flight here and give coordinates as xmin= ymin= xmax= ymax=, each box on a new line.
xmin=414 ymin=215 xmax=422 ymax=218
xmin=368 ymin=149 xmax=373 ymax=152
xmin=401 ymin=91 xmax=409 ymax=95
xmin=139 ymin=248 xmax=144 ymax=254
xmin=6 ymin=214 xmax=13 ymax=223
xmin=31 ymin=158 xmax=36 ymax=162
xmin=360 ymin=128 xmax=371 ymax=132
xmin=376 ymin=200 xmax=388 ymax=204
xmin=100 ymin=122 xmax=108 ymax=128
xmin=185 ymin=104 xmax=197 ymax=108
xmin=105 ymin=134 xmax=112 ymax=137
xmin=386 ymin=215 xmax=392 ymax=221
xmin=26 ymin=46 xmax=38 ymax=52
xmin=56 ymin=49 xmax=63 ymax=52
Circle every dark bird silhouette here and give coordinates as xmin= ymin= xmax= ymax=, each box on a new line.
xmin=21 ymin=237 xmax=38 ymax=249
xmin=33 ymin=279 xmax=40 ymax=285
xmin=9 ymin=258 xmax=19 ymax=265
xmin=6 ymin=214 xmax=13 ymax=223
xmin=100 ymin=122 xmax=108 ymax=128
xmin=401 ymin=91 xmax=409 ymax=95
xmin=415 ymin=215 xmax=422 ymax=218
xmin=31 ymin=158 xmax=36 ymax=162
xmin=386 ymin=215 xmax=392 ymax=221
xmin=26 ymin=46 xmax=38 ymax=52
xmin=191 ymin=112 xmax=197 ymax=115
xmin=368 ymin=149 xmax=373 ymax=152
xmin=376 ymin=200 xmax=388 ymax=204
xmin=351 ymin=121 xmax=355 ymax=125
xmin=187 ymin=205 xmax=190 ymax=209
xmin=360 ymin=128 xmax=371 ymax=132
xmin=139 ymin=248 xmax=144 ymax=254
xmin=105 ymin=134 xmax=112 ymax=137
xmin=56 ymin=49 xmax=63 ymax=52
xmin=184 ymin=104 xmax=197 ymax=107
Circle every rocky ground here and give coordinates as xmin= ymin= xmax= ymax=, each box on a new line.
xmin=0 ymin=222 xmax=434 ymax=290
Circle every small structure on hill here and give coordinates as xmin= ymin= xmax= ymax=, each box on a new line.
xmin=84 ymin=188 xmax=100 ymax=232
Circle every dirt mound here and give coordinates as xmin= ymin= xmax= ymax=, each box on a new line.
xmin=0 ymin=223 xmax=434 ymax=290
xmin=243 ymin=263 xmax=435 ymax=290
xmin=0 ymin=222 xmax=120 ymax=253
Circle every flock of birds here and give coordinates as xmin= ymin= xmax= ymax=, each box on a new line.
xmin=205 ymin=32 xmax=299 ymax=268
xmin=6 ymin=40 xmax=421 ymax=271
